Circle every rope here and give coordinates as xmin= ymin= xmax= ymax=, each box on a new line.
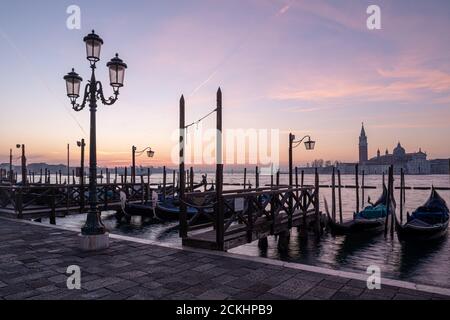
xmin=185 ymin=108 xmax=217 ymax=130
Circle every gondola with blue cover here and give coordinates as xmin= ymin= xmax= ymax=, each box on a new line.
xmin=395 ymin=188 xmax=449 ymax=240
xmin=326 ymin=184 xmax=393 ymax=235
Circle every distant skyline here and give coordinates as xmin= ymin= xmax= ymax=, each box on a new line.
xmin=1 ymin=0 xmax=450 ymax=167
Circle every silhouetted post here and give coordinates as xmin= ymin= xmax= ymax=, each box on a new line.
xmin=390 ymin=166 xmax=395 ymax=237
xmin=59 ymin=170 xmax=62 ymax=184
xmin=338 ymin=169 xmax=343 ymax=223
xmin=79 ymin=139 xmax=85 ymax=212
xmin=147 ymin=168 xmax=150 ymax=185
xmin=106 ymin=168 xmax=110 ymax=184
xmin=114 ymin=167 xmax=118 ymax=184
xmin=332 ymin=166 xmax=336 ymax=222
xmin=295 ymin=167 xmax=299 ymax=201
xmin=215 ymin=88 xmax=224 ymax=250
xmin=255 ymin=166 xmax=259 ymax=188
xmin=276 ymin=169 xmax=280 ymax=186
xmin=100 ymin=170 xmax=103 ymax=184
xmin=190 ymin=167 xmax=194 ymax=190
xmin=179 ymin=95 xmax=187 ymax=238
xmin=173 ymin=169 xmax=177 ymax=195
xmin=162 ymin=166 xmax=167 ymax=202
xmin=270 ymin=171 xmax=274 ymax=187
xmin=355 ymin=164 xmax=359 ymax=213
xmin=384 ymin=166 xmax=392 ymax=237
xmin=39 ymin=168 xmax=42 ymax=184
xmin=301 ymin=170 xmax=304 ymax=188
xmin=243 ymin=168 xmax=247 ymax=189
xmin=20 ymin=145 xmax=27 ymax=184
xmin=32 ymin=171 xmax=35 ymax=184
xmin=124 ymin=167 xmax=128 ymax=184
xmin=67 ymin=144 xmax=70 ymax=185
xmin=314 ymin=168 xmax=321 ymax=234
xmin=9 ymin=148 xmax=13 ymax=183
xmin=361 ymin=170 xmax=365 ymax=208
xmin=44 ymin=168 xmax=47 ymax=184
xmin=400 ymin=168 xmax=404 ymax=223
xmin=131 ymin=146 xmax=136 ymax=184
xmin=72 ymin=170 xmax=75 ymax=184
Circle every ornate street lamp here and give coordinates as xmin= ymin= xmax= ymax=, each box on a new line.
xmin=131 ymin=146 xmax=155 ymax=183
xmin=288 ymin=134 xmax=315 ymax=188
xmin=64 ymin=30 xmax=127 ymax=236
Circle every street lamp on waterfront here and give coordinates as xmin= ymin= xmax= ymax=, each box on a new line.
xmin=288 ymin=134 xmax=315 ymax=188
xmin=131 ymin=146 xmax=155 ymax=183
xmin=64 ymin=30 xmax=127 ymax=239
xmin=16 ymin=144 xmax=26 ymax=185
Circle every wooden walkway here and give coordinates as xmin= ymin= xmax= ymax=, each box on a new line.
xmin=184 ymin=209 xmax=317 ymax=251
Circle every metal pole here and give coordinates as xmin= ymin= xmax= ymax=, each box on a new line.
xmin=179 ymin=95 xmax=187 ymax=238
xmin=21 ymin=145 xmax=27 ymax=184
xmin=131 ymin=146 xmax=136 ymax=184
xmin=81 ymin=67 xmax=104 ymax=235
xmin=9 ymin=148 xmax=12 ymax=183
xmin=80 ymin=139 xmax=85 ymax=212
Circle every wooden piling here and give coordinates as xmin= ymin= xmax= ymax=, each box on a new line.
xmin=314 ymin=168 xmax=321 ymax=234
xmin=301 ymin=170 xmax=304 ymax=188
xmin=276 ymin=169 xmax=280 ymax=186
xmin=355 ymin=164 xmax=360 ymax=213
xmin=400 ymin=168 xmax=404 ymax=223
xmin=190 ymin=167 xmax=194 ymax=190
xmin=124 ymin=167 xmax=128 ymax=184
xmin=179 ymin=95 xmax=187 ymax=238
xmin=243 ymin=168 xmax=247 ymax=189
xmin=163 ymin=166 xmax=167 ymax=202
xmin=338 ymin=169 xmax=343 ymax=223
xmin=215 ymin=88 xmax=224 ymax=251
xmin=361 ymin=170 xmax=365 ymax=208
xmin=331 ymin=166 xmax=336 ymax=222
xmin=255 ymin=166 xmax=259 ymax=189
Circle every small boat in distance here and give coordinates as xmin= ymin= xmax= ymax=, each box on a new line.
xmin=395 ymin=188 xmax=449 ymax=240
xmin=326 ymin=184 xmax=392 ymax=235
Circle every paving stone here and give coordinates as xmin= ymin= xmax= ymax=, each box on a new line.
xmin=306 ymin=286 xmax=338 ymax=299
xmin=106 ymin=280 xmax=139 ymax=292
xmin=1 ymin=218 xmax=449 ymax=301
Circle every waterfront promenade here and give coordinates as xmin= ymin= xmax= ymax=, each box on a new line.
xmin=0 ymin=218 xmax=448 ymax=300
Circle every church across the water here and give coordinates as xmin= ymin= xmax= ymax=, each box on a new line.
xmin=358 ymin=123 xmax=430 ymax=174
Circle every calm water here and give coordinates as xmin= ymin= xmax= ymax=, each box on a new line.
xmin=41 ymin=173 xmax=450 ymax=288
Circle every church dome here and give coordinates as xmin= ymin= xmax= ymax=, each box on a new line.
xmin=393 ymin=142 xmax=406 ymax=158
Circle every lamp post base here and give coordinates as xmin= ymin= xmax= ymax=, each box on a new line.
xmin=81 ymin=210 xmax=106 ymax=235
xmin=78 ymin=233 xmax=109 ymax=251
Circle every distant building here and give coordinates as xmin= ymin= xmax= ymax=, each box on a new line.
xmin=358 ymin=123 xmax=432 ymax=174
xmin=359 ymin=123 xmax=368 ymax=163
xmin=430 ymin=159 xmax=450 ymax=174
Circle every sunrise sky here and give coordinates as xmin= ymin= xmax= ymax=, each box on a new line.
xmin=1 ymin=0 xmax=450 ymax=168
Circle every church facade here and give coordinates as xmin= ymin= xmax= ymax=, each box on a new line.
xmin=358 ymin=124 xmax=430 ymax=174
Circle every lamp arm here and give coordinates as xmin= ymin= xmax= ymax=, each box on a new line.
xmin=135 ymin=147 xmax=152 ymax=155
xmin=96 ymin=81 xmax=118 ymax=106
xmin=72 ymin=83 xmax=91 ymax=112
xmin=292 ymin=135 xmax=311 ymax=148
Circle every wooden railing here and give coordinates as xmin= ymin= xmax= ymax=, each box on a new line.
xmin=181 ymin=185 xmax=319 ymax=251
xmin=0 ymin=182 xmax=154 ymax=220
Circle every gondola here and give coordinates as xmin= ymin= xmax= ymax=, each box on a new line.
xmin=395 ymin=188 xmax=449 ymax=240
xmin=155 ymin=197 xmax=202 ymax=221
xmin=325 ymin=184 xmax=392 ymax=235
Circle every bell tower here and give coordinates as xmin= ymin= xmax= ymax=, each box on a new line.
xmin=359 ymin=123 xmax=368 ymax=163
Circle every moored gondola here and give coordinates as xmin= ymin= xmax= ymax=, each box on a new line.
xmin=326 ymin=184 xmax=393 ymax=235
xmin=395 ymin=188 xmax=449 ymax=240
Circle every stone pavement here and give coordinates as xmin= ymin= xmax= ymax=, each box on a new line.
xmin=0 ymin=218 xmax=448 ymax=300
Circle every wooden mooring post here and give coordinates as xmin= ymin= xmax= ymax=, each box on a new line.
xmin=338 ymin=169 xmax=343 ymax=223
xmin=179 ymin=95 xmax=187 ymax=238
xmin=243 ymin=168 xmax=247 ymax=189
xmin=331 ymin=166 xmax=336 ymax=222
xmin=355 ymin=164 xmax=360 ymax=213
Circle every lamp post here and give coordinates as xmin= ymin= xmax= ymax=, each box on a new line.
xmin=288 ymin=134 xmax=315 ymax=188
xmin=131 ymin=146 xmax=155 ymax=184
xmin=16 ymin=144 xmax=27 ymax=184
xmin=64 ymin=30 xmax=127 ymax=236
xmin=9 ymin=148 xmax=13 ymax=183
xmin=77 ymin=139 xmax=86 ymax=212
